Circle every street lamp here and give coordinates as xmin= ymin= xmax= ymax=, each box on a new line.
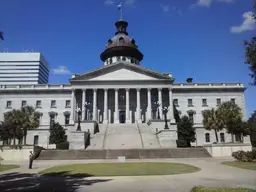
xmin=76 ymin=108 xmax=82 ymax=131
xmin=163 ymin=106 xmax=169 ymax=129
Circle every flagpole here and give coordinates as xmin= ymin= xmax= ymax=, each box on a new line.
xmin=118 ymin=2 xmax=123 ymax=20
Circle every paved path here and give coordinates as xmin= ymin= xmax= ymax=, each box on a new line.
xmin=0 ymin=157 xmax=255 ymax=192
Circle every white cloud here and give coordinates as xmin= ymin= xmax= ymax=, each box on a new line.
xmin=191 ymin=0 xmax=236 ymax=8
xmin=105 ymin=0 xmax=114 ymax=5
xmin=125 ymin=0 xmax=135 ymax=5
xmin=53 ymin=66 xmax=71 ymax=75
xmin=160 ymin=4 xmax=170 ymax=12
xmin=231 ymin=11 xmax=256 ymax=33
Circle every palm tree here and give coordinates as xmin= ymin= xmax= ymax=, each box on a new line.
xmin=21 ymin=106 xmax=41 ymax=145
xmin=4 ymin=109 xmax=24 ymax=146
xmin=202 ymin=108 xmax=224 ymax=143
xmin=0 ymin=31 xmax=3 ymax=40
xmin=218 ymin=101 xmax=243 ymax=142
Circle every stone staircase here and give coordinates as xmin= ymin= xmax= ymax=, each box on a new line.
xmin=137 ymin=123 xmax=161 ymax=149
xmin=104 ymin=123 xmax=143 ymax=149
xmin=86 ymin=124 xmax=107 ymax=149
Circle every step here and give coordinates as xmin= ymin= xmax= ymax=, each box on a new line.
xmin=37 ymin=148 xmax=212 ymax=160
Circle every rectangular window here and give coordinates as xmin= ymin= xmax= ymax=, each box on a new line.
xmin=220 ymin=133 xmax=225 ymax=143
xmin=173 ymin=99 xmax=179 ymax=107
xmin=188 ymin=99 xmax=193 ymax=106
xmin=36 ymin=100 xmax=42 ymax=108
xmin=217 ymin=98 xmax=221 ymax=106
xmin=50 ymin=114 xmax=55 ymax=126
xmin=231 ymin=98 xmax=236 ymax=104
xmin=188 ymin=113 xmax=194 ymax=124
xmin=65 ymin=114 xmax=70 ymax=125
xmin=65 ymin=100 xmax=71 ymax=108
xmin=205 ymin=133 xmax=210 ymax=143
xmin=51 ymin=100 xmax=56 ymax=108
xmin=21 ymin=100 xmax=27 ymax=107
xmin=6 ymin=101 xmax=12 ymax=108
xmin=202 ymin=99 xmax=207 ymax=106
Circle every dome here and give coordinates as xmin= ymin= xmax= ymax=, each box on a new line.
xmin=100 ymin=20 xmax=144 ymax=63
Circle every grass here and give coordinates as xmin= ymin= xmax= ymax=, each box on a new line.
xmin=39 ymin=162 xmax=200 ymax=177
xmin=221 ymin=161 xmax=256 ymax=171
xmin=0 ymin=165 xmax=20 ymax=172
xmin=191 ymin=187 xmax=256 ymax=192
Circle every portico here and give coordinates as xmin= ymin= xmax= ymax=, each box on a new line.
xmin=71 ymin=87 xmax=175 ymax=124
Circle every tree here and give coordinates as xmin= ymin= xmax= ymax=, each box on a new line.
xmin=4 ymin=109 xmax=25 ymax=146
xmin=177 ymin=115 xmax=196 ymax=147
xmin=0 ymin=122 xmax=11 ymax=144
xmin=173 ymin=105 xmax=181 ymax=123
xmin=202 ymin=108 xmax=224 ymax=143
xmin=244 ymin=1 xmax=256 ymax=85
xmin=218 ymin=101 xmax=244 ymax=142
xmin=49 ymin=123 xmax=67 ymax=145
xmin=21 ymin=106 xmax=41 ymax=145
xmin=248 ymin=111 xmax=256 ymax=146
xmin=0 ymin=31 xmax=3 ymax=40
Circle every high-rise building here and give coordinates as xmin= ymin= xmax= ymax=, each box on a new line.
xmin=0 ymin=52 xmax=49 ymax=85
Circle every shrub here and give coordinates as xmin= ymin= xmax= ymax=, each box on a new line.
xmin=232 ymin=150 xmax=256 ymax=163
xmin=176 ymin=140 xmax=188 ymax=148
xmin=56 ymin=141 xmax=69 ymax=150
xmin=33 ymin=146 xmax=44 ymax=160
xmin=191 ymin=186 xmax=256 ymax=192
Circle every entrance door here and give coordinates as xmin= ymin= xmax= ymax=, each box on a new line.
xmin=119 ymin=111 xmax=125 ymax=124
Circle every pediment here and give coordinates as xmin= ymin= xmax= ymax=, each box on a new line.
xmin=71 ymin=62 xmax=172 ymax=82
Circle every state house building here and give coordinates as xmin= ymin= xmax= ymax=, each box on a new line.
xmin=0 ymin=19 xmax=249 ymax=149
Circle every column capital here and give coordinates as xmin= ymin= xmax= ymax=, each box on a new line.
xmin=104 ymin=88 xmax=108 ymax=91
xmin=158 ymin=88 xmax=162 ymax=91
xmin=114 ymin=88 xmax=119 ymax=91
xmin=136 ymin=88 xmax=141 ymax=91
xmin=147 ymin=88 xmax=151 ymax=91
xmin=125 ymin=88 xmax=130 ymax=91
xmin=168 ymin=87 xmax=173 ymax=91
xmin=93 ymin=88 xmax=97 ymax=92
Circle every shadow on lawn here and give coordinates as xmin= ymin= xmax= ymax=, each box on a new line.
xmin=0 ymin=172 xmax=112 ymax=192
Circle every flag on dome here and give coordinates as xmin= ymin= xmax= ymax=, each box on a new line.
xmin=117 ymin=2 xmax=122 ymax=10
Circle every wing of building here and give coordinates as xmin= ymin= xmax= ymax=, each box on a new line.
xmin=0 ymin=19 xmax=249 ymax=150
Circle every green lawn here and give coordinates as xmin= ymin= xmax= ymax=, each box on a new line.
xmin=221 ymin=161 xmax=256 ymax=171
xmin=0 ymin=165 xmax=20 ymax=172
xmin=39 ymin=162 xmax=200 ymax=177
xmin=191 ymin=187 xmax=256 ymax=192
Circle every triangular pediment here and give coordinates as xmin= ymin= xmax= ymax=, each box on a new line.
xmin=70 ymin=62 xmax=172 ymax=82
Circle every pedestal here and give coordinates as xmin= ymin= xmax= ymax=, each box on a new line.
xmin=69 ymin=131 xmax=87 ymax=149
xmin=156 ymin=128 xmax=178 ymax=148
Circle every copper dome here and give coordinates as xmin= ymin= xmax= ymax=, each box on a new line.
xmin=100 ymin=20 xmax=144 ymax=62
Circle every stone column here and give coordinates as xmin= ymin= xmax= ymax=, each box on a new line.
xmin=70 ymin=89 xmax=75 ymax=124
xmin=147 ymin=88 xmax=152 ymax=120
xmin=93 ymin=89 xmax=97 ymax=121
xmin=136 ymin=88 xmax=142 ymax=122
xmin=103 ymin=88 xmax=108 ymax=123
xmin=169 ymin=88 xmax=175 ymax=123
xmin=114 ymin=89 xmax=119 ymax=124
xmin=158 ymin=88 xmax=163 ymax=119
xmin=125 ymin=88 xmax=131 ymax=123
xmin=82 ymin=89 xmax=86 ymax=121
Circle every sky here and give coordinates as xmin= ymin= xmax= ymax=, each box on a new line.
xmin=0 ymin=0 xmax=255 ymax=117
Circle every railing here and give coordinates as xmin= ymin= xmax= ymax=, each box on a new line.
xmin=0 ymin=84 xmax=72 ymax=90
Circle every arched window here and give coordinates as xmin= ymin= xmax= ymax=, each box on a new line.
xmin=220 ymin=133 xmax=225 ymax=143
xmin=109 ymin=58 xmax=113 ymax=64
xmin=119 ymin=37 xmax=125 ymax=43
xmin=34 ymin=135 xmax=39 ymax=146
xmin=205 ymin=133 xmax=210 ymax=143
xmin=122 ymin=57 xmax=126 ymax=61
xmin=131 ymin=58 xmax=135 ymax=64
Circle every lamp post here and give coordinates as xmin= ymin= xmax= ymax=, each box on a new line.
xmin=163 ymin=106 xmax=169 ymax=129
xmin=76 ymin=108 xmax=82 ymax=131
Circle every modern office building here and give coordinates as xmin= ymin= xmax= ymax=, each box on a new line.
xmin=0 ymin=52 xmax=49 ymax=85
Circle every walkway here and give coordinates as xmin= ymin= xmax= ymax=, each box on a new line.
xmin=0 ymin=157 xmax=255 ymax=192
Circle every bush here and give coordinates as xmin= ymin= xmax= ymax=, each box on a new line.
xmin=33 ymin=146 xmax=44 ymax=160
xmin=232 ymin=150 xmax=256 ymax=163
xmin=56 ymin=141 xmax=69 ymax=150
xmin=176 ymin=140 xmax=188 ymax=148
